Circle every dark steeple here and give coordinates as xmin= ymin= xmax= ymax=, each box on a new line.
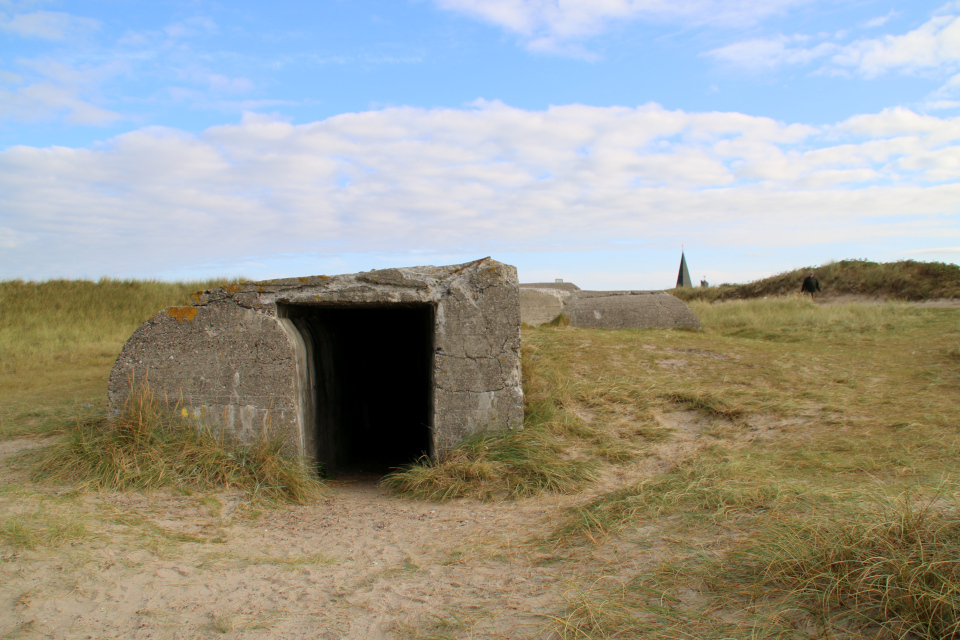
xmin=676 ymin=252 xmax=692 ymax=288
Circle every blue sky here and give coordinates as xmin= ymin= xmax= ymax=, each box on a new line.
xmin=1 ymin=0 xmax=958 ymax=288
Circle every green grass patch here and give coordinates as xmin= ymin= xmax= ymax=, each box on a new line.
xmin=0 ymin=511 xmax=90 ymax=550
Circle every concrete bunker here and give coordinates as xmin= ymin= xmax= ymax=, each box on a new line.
xmin=519 ymin=283 xmax=701 ymax=330
xmin=278 ymin=303 xmax=435 ymax=474
xmin=108 ymin=258 xmax=523 ymax=475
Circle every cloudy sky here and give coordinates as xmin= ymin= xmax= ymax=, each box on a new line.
xmin=2 ymin=0 xmax=958 ymax=288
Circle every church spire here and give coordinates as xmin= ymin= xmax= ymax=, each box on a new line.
xmin=676 ymin=251 xmax=692 ymax=288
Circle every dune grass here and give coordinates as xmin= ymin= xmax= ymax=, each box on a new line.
xmin=728 ymin=493 xmax=960 ymax=639
xmin=535 ymin=298 xmax=960 ymax=639
xmin=29 ymin=384 xmax=326 ymax=505
xmin=670 ymin=258 xmax=960 ymax=302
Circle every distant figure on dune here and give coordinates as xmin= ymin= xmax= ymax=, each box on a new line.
xmin=801 ymin=272 xmax=822 ymax=298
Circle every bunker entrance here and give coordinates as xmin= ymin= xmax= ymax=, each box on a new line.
xmin=279 ymin=304 xmax=435 ymax=475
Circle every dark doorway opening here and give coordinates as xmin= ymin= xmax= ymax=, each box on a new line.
xmin=279 ymin=303 xmax=435 ymax=475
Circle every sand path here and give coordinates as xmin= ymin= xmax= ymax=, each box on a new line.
xmin=0 ymin=403 xmax=754 ymax=640
xmin=1 ymin=469 xmax=576 ymax=639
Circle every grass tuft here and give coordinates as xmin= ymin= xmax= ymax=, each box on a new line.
xmin=662 ymin=389 xmax=743 ymax=422
xmin=29 ymin=385 xmax=326 ymax=505
xmin=543 ymin=313 xmax=571 ymax=328
xmin=381 ymin=426 xmax=598 ymax=501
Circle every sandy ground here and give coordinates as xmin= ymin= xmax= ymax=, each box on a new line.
xmin=0 ymin=404 xmax=788 ymax=640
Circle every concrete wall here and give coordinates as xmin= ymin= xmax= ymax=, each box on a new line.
xmin=520 ymin=286 xmax=701 ymax=330
xmin=109 ymin=258 xmax=523 ymax=467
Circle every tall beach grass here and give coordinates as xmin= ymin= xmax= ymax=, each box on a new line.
xmin=30 ymin=383 xmax=325 ymax=504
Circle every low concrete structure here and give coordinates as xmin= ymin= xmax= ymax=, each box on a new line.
xmin=109 ymin=258 xmax=523 ymax=473
xmin=565 ymin=290 xmax=701 ymax=330
xmin=519 ymin=285 xmax=700 ymax=330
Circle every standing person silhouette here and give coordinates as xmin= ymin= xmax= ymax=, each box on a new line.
xmin=801 ymin=272 xmax=822 ymax=298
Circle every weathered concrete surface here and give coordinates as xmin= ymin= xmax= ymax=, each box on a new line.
xmin=109 ymin=258 xmax=523 ymax=466
xmin=565 ymin=291 xmax=701 ymax=330
xmin=519 ymin=284 xmax=701 ymax=330
xmin=519 ymin=288 xmax=572 ymax=326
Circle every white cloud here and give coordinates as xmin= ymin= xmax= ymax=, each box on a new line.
xmin=711 ymin=8 xmax=960 ymax=80
xmin=0 ymin=10 xmax=99 ymax=40
xmin=902 ymin=246 xmax=960 ymax=254
xmin=0 ymin=13 xmax=257 ymax=126
xmin=0 ymin=59 xmax=126 ymax=124
xmin=0 ymin=226 xmax=33 ymax=249
xmin=926 ymin=99 xmax=960 ymax=109
xmin=433 ymin=0 xmax=811 ymax=52
xmin=833 ymin=14 xmax=960 ymax=77
xmin=837 ymin=106 xmax=960 ymax=140
xmin=863 ymin=15 xmax=890 ymax=29
xmin=708 ymin=36 xmax=837 ymax=72
xmin=1 ymin=102 xmax=958 ymax=279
